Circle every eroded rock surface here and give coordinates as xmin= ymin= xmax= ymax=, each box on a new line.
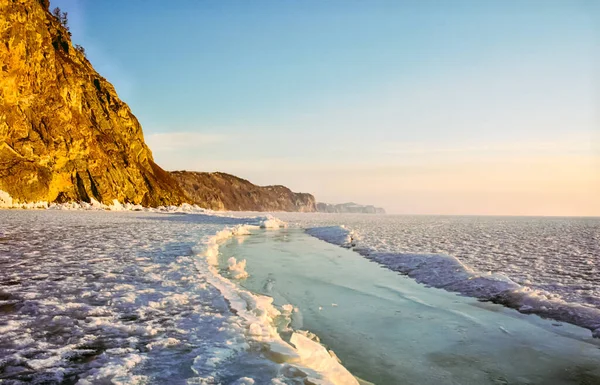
xmin=0 ymin=0 xmax=188 ymax=206
xmin=171 ymin=171 xmax=316 ymax=212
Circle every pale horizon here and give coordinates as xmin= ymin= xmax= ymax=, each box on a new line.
xmin=55 ymin=0 xmax=599 ymax=216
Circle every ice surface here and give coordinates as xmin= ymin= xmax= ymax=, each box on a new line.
xmin=220 ymin=227 xmax=600 ymax=385
xmin=305 ymin=226 xmax=355 ymax=248
xmin=259 ymin=215 xmax=288 ymax=229
xmin=0 ymin=211 xmax=271 ymax=383
xmin=272 ymin=213 xmax=600 ymax=337
xmin=194 ymin=222 xmax=359 ymax=385
xmin=228 ymin=257 xmax=249 ymax=279
xmin=0 ymin=210 xmax=360 ymax=384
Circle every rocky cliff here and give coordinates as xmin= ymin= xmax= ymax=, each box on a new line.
xmin=171 ymin=171 xmax=316 ymax=212
xmin=0 ymin=0 xmax=188 ymax=206
xmin=0 ymin=0 xmax=323 ymax=212
xmin=317 ymin=202 xmax=386 ymax=214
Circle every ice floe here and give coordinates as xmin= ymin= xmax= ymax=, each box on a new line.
xmin=228 ymin=257 xmax=249 ymax=279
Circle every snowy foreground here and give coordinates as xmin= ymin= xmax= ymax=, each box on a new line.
xmin=0 ymin=210 xmax=357 ymax=385
xmin=2 ymin=203 xmax=599 ymax=384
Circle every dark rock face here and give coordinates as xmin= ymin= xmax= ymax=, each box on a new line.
xmin=0 ymin=0 xmax=188 ymax=206
xmin=316 ymin=202 xmax=386 ymax=214
xmin=171 ymin=171 xmax=317 ymax=212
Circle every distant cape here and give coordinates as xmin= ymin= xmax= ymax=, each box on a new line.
xmin=317 ymin=202 xmax=385 ymax=214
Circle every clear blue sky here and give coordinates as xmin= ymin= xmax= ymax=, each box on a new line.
xmin=54 ymin=0 xmax=599 ymax=215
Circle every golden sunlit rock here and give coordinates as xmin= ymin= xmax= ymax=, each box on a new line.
xmin=0 ymin=0 xmax=188 ymax=206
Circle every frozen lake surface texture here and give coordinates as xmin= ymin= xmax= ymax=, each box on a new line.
xmin=275 ymin=213 xmax=600 ymax=338
xmin=0 ymin=210 xmax=354 ymax=385
xmin=1 ymin=210 xmax=599 ymax=385
xmin=220 ymin=227 xmax=600 ymax=385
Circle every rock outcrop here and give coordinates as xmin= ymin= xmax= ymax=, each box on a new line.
xmin=171 ymin=171 xmax=317 ymax=212
xmin=317 ymin=202 xmax=386 ymax=214
xmin=0 ymin=0 xmax=188 ymax=206
xmin=0 ymin=0 xmax=324 ymax=212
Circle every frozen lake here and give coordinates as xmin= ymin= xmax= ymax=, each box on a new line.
xmin=2 ymin=210 xmax=599 ymax=385
xmin=219 ymin=227 xmax=600 ymax=385
xmin=0 ymin=210 xmax=350 ymax=384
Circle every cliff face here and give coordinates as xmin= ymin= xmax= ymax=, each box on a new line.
xmin=0 ymin=0 xmax=188 ymax=206
xmin=0 ymin=0 xmax=321 ymax=212
xmin=171 ymin=171 xmax=317 ymax=212
xmin=317 ymin=202 xmax=386 ymax=214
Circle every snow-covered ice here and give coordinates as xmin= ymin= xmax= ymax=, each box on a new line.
xmin=274 ymin=213 xmax=600 ymax=337
xmin=0 ymin=210 xmax=358 ymax=384
xmin=4 ymin=202 xmax=599 ymax=383
xmin=218 ymin=226 xmax=600 ymax=385
xmin=305 ymin=226 xmax=355 ymax=248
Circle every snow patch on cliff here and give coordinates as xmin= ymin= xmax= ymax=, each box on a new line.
xmin=0 ymin=189 xmax=13 ymax=207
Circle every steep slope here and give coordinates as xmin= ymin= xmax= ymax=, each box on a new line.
xmin=171 ymin=171 xmax=316 ymax=212
xmin=0 ymin=0 xmax=188 ymax=206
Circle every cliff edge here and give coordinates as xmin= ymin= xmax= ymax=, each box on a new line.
xmin=0 ymin=0 xmax=188 ymax=206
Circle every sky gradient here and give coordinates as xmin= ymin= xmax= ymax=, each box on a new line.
xmin=54 ymin=0 xmax=599 ymax=215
